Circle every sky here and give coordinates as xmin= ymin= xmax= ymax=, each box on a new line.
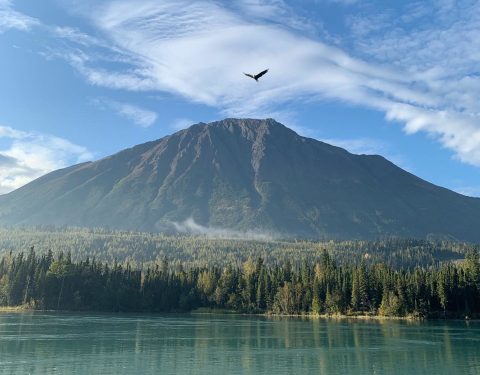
xmin=1 ymin=0 xmax=480 ymax=196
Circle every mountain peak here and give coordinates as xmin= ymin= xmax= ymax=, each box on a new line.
xmin=180 ymin=118 xmax=297 ymax=140
xmin=206 ymin=117 xmax=284 ymax=128
xmin=0 ymin=118 xmax=479 ymax=242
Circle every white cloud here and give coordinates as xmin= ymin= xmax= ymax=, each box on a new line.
xmin=170 ymin=118 xmax=194 ymax=131
xmin=314 ymin=135 xmax=412 ymax=172
xmin=0 ymin=125 xmax=93 ymax=194
xmin=52 ymin=26 xmax=101 ymax=47
xmin=115 ymin=103 xmax=157 ymax=127
xmin=29 ymin=0 xmax=480 ymax=168
xmin=319 ymin=137 xmax=387 ymax=155
xmin=93 ymin=98 xmax=158 ymax=127
xmin=80 ymin=1 xmax=410 ymax=105
xmin=0 ymin=0 xmax=38 ymax=33
xmin=65 ymin=51 xmax=157 ymax=91
xmin=232 ymin=0 xmax=318 ymax=33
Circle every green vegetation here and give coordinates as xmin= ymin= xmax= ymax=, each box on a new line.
xmin=1 ymin=246 xmax=479 ymax=318
xmin=0 ymin=227 xmax=475 ymax=270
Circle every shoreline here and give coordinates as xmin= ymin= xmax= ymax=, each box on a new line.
xmin=0 ymin=306 xmax=477 ymax=321
xmin=192 ymin=307 xmax=477 ymax=321
xmin=266 ymin=313 xmax=421 ymax=321
xmin=0 ymin=305 xmax=34 ymax=313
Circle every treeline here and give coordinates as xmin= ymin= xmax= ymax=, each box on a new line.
xmin=1 ymin=248 xmax=480 ymax=318
xmin=0 ymin=227 xmax=475 ymax=269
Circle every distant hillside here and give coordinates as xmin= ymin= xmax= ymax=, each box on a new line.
xmin=0 ymin=118 xmax=479 ymax=241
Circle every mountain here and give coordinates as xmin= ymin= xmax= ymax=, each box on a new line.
xmin=0 ymin=118 xmax=479 ymax=241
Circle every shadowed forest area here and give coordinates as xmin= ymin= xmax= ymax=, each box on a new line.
xmin=1 ymin=246 xmax=479 ymax=319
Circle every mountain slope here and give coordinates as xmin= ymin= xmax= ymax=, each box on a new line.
xmin=0 ymin=118 xmax=479 ymax=241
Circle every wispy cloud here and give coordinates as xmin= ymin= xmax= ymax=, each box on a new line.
xmin=0 ymin=0 xmax=38 ymax=33
xmin=319 ymin=137 xmax=387 ymax=155
xmin=170 ymin=118 xmax=194 ymax=131
xmin=114 ymin=103 xmax=157 ymax=127
xmin=51 ymin=0 xmax=479 ymax=168
xmin=343 ymin=1 xmax=480 ymax=162
xmin=51 ymin=26 xmax=102 ymax=47
xmin=0 ymin=125 xmax=93 ymax=194
xmin=231 ymin=0 xmax=318 ymax=33
xmin=12 ymin=0 xmax=480 ymax=168
xmin=75 ymin=1 xmax=411 ymax=108
xmin=93 ymin=98 xmax=158 ymax=127
xmin=316 ymin=135 xmax=412 ymax=172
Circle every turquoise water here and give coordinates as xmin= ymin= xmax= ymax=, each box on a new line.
xmin=0 ymin=313 xmax=479 ymax=374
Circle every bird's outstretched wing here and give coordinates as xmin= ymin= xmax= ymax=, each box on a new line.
xmin=244 ymin=73 xmax=255 ymax=79
xmin=254 ymin=69 xmax=268 ymax=80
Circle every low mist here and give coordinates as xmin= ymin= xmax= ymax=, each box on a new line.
xmin=171 ymin=217 xmax=278 ymax=241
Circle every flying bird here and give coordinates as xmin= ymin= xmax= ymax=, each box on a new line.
xmin=244 ymin=69 xmax=269 ymax=82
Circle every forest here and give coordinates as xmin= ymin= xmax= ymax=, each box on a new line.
xmin=1 ymin=247 xmax=479 ymax=319
xmin=0 ymin=226 xmax=476 ymax=269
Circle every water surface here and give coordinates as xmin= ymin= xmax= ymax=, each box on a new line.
xmin=0 ymin=312 xmax=478 ymax=374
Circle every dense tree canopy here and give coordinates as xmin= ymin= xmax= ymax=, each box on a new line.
xmin=0 ymin=227 xmax=474 ymax=269
xmin=1 ymin=248 xmax=479 ymax=319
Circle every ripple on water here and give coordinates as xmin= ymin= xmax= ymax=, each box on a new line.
xmin=0 ymin=313 xmax=479 ymax=375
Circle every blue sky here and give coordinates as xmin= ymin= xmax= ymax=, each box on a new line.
xmin=1 ymin=0 xmax=480 ymax=196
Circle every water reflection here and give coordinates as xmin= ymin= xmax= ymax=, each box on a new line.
xmin=0 ymin=313 xmax=478 ymax=374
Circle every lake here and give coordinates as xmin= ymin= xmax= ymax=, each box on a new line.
xmin=0 ymin=312 xmax=478 ymax=374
